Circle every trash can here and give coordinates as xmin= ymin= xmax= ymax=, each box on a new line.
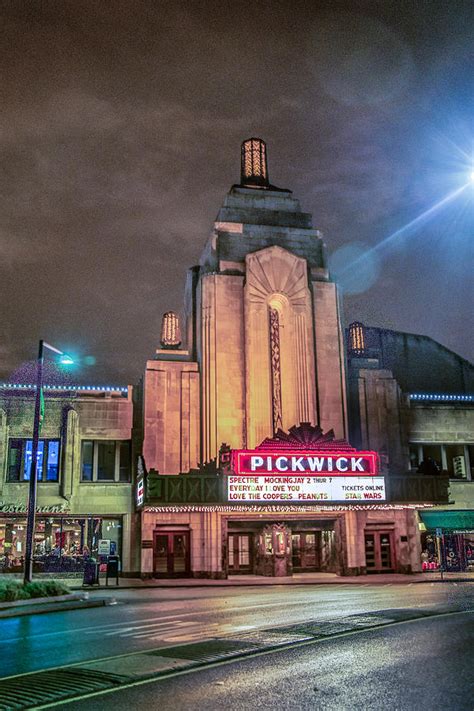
xmin=106 ymin=556 xmax=120 ymax=586
xmin=83 ymin=559 xmax=100 ymax=586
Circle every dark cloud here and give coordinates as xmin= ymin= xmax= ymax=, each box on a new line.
xmin=1 ymin=0 xmax=473 ymax=385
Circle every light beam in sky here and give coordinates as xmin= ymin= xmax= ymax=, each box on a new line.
xmin=336 ymin=180 xmax=471 ymax=281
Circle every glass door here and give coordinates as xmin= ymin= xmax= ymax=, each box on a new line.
xmin=153 ymin=531 xmax=190 ymax=577
xmin=172 ymin=533 xmax=188 ymax=574
xmin=154 ymin=534 xmax=169 ymax=575
xmin=228 ymin=534 xmax=253 ymax=574
xmin=365 ymin=531 xmax=394 ymax=572
xmin=292 ymin=532 xmax=320 ymax=571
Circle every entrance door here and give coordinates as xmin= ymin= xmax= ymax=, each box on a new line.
xmin=153 ymin=531 xmax=190 ymax=577
xmin=228 ymin=533 xmax=253 ymax=574
xmin=365 ymin=531 xmax=394 ymax=572
xmin=292 ymin=532 xmax=320 ymax=572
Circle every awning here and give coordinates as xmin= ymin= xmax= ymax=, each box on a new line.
xmin=419 ymin=510 xmax=474 ymax=532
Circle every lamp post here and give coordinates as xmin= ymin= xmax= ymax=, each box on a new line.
xmin=23 ymin=340 xmax=73 ymax=585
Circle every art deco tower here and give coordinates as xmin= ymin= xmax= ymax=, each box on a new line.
xmin=142 ymin=140 xmax=347 ymax=473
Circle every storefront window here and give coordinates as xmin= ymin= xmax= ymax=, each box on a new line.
xmin=81 ymin=441 xmax=94 ymax=481
xmin=421 ymin=445 xmax=442 ymax=471
xmin=0 ymin=516 xmax=122 ymax=573
xmin=409 ymin=445 xmax=420 ymax=470
xmin=445 ymin=445 xmax=467 ymax=479
xmin=119 ymin=442 xmax=131 ymax=482
xmin=410 ymin=443 xmax=472 ymax=480
xmin=465 ymin=534 xmax=474 ymax=572
xmin=97 ymin=442 xmax=116 ymax=481
xmin=81 ymin=440 xmax=131 ymax=482
xmin=7 ymin=439 xmax=60 ymax=482
xmin=421 ymin=532 xmax=474 ymax=573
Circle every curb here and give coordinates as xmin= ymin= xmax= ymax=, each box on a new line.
xmin=68 ymin=577 xmax=474 ymax=591
xmin=0 ymin=592 xmax=85 ymax=610
xmin=0 ymin=595 xmax=114 ymax=619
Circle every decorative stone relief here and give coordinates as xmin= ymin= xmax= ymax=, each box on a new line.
xmin=269 ymin=306 xmax=283 ymax=432
xmin=244 ymin=246 xmax=317 ymax=445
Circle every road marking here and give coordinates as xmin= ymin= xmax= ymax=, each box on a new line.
xmin=102 ymin=620 xmax=191 ymax=636
xmin=121 ymin=622 xmax=199 ymax=639
xmin=1 ymin=598 xmax=362 ymax=644
xmin=162 ymin=631 xmax=210 ymax=642
xmin=31 ymin=608 xmax=474 ymax=710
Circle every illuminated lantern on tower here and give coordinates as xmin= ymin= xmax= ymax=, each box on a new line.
xmin=349 ymin=321 xmax=366 ymax=356
xmin=160 ymin=311 xmax=181 ymax=349
xmin=241 ymin=138 xmax=269 ymax=188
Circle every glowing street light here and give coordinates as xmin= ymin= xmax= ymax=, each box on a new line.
xmin=23 ymin=340 xmax=74 ymax=585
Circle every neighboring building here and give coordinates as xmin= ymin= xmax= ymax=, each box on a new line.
xmin=347 ymin=323 xmax=474 ymax=573
xmin=135 ymin=139 xmax=454 ymax=579
xmin=0 ymin=383 xmax=138 ymax=575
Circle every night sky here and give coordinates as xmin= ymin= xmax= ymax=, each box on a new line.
xmin=1 ymin=1 xmax=473 ymax=386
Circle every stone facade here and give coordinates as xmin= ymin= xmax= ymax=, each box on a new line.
xmin=0 ymin=385 xmax=138 ymax=574
xmin=138 ymin=140 xmax=454 ymax=579
xmin=3 ymin=140 xmax=471 ymax=581
xmin=141 ymin=165 xmax=348 ymax=473
xmin=347 ymin=325 xmax=474 ymax=573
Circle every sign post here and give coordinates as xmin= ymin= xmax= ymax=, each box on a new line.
xmin=435 ymin=528 xmax=444 ymax=581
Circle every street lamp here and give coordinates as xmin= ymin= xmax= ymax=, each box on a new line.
xmin=23 ymin=340 xmax=74 ymax=585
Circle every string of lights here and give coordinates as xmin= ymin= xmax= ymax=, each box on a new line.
xmin=144 ymin=503 xmax=435 ymax=514
xmin=0 ymin=382 xmax=129 ymax=393
xmin=410 ymin=393 xmax=473 ymax=402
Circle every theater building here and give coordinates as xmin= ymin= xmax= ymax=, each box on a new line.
xmin=1 ymin=141 xmax=472 ymax=580
xmin=136 ymin=139 xmax=453 ymax=578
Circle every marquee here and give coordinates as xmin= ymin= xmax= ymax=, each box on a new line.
xmin=229 ymin=447 xmax=384 ymax=503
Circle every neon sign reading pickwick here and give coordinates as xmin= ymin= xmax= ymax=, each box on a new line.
xmin=229 ymin=446 xmax=384 ymax=503
xmin=233 ymin=450 xmax=378 ymax=476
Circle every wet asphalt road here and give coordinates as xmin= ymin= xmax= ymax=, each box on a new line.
xmin=0 ymin=583 xmax=473 ymax=678
xmin=63 ymin=611 xmax=474 ymax=711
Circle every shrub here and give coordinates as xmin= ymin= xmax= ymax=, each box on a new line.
xmin=0 ymin=581 xmax=29 ymax=602
xmin=0 ymin=579 xmax=70 ymax=602
xmin=23 ymin=580 xmax=70 ymax=598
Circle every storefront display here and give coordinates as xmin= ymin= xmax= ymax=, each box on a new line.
xmin=0 ymin=516 xmax=122 ymax=573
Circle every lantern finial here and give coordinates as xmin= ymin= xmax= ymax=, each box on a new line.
xmin=160 ymin=311 xmax=181 ymax=348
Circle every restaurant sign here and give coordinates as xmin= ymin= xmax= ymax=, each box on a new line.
xmin=0 ymin=502 xmax=71 ymax=514
xmin=229 ymin=449 xmax=384 ymax=503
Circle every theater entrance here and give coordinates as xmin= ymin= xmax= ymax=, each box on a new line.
xmin=153 ymin=530 xmax=190 ymax=578
xmin=226 ymin=520 xmax=337 ymax=577
xmin=364 ymin=531 xmax=394 ymax=573
xmin=291 ymin=531 xmax=321 ymax=572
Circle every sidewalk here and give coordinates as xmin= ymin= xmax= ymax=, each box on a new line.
xmin=1 ymin=571 xmax=472 ymax=618
xmin=69 ymin=570 xmax=474 ymax=590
